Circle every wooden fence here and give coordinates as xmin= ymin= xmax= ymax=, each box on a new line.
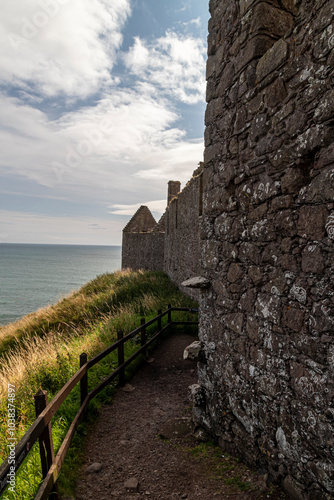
xmin=0 ymin=305 xmax=198 ymax=499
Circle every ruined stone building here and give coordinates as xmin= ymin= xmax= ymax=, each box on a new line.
xmin=122 ymin=0 xmax=334 ymax=498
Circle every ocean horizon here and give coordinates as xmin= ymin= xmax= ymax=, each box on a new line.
xmin=0 ymin=243 xmax=122 ymax=326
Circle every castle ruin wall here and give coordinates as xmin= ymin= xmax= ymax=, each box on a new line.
xmin=122 ymin=232 xmax=165 ymax=272
xmin=195 ymin=0 xmax=334 ymax=498
xmin=164 ymin=169 xmax=203 ymax=300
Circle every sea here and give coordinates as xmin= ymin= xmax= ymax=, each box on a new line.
xmin=0 ymin=244 xmax=122 ymax=326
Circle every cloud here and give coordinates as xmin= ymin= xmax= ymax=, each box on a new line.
xmin=178 ymin=0 xmax=191 ymax=12
xmin=110 ymin=199 xmax=167 ymax=216
xmin=124 ymin=30 xmax=206 ymax=104
xmin=0 ymin=2 xmax=206 ymax=244
xmin=0 ymin=0 xmax=131 ymax=98
xmin=0 ymin=86 xmax=203 ymax=205
xmin=124 ymin=36 xmax=150 ymax=74
xmin=182 ymin=17 xmax=201 ymax=28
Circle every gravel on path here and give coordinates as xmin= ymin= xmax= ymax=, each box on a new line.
xmin=74 ymin=332 xmax=288 ymax=500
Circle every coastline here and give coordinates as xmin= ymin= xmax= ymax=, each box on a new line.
xmin=0 ymin=270 xmax=196 ymax=499
xmin=0 ymin=244 xmax=122 ymax=326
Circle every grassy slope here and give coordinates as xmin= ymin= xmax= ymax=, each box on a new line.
xmin=0 ymin=269 xmax=197 ymax=499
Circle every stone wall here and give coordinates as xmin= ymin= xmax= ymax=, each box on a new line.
xmin=122 ymin=205 xmax=165 ymax=271
xmin=122 ymin=172 xmax=203 ymax=299
xmin=122 ymin=232 xmax=165 ymax=271
xmin=195 ymin=0 xmax=334 ymax=498
xmin=164 ymin=167 xmax=203 ymax=299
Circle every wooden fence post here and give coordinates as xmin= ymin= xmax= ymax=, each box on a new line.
xmin=140 ymin=318 xmax=146 ymax=346
xmin=168 ymin=304 xmax=172 ymax=325
xmin=34 ymin=389 xmax=58 ymax=497
xmin=117 ymin=330 xmax=125 ymax=387
xmin=158 ymin=310 xmax=162 ymax=331
xmin=80 ymin=353 xmax=88 ymax=406
xmin=140 ymin=318 xmax=146 ymax=358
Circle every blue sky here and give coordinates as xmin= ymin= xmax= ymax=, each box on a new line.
xmin=0 ymin=0 xmax=209 ymax=245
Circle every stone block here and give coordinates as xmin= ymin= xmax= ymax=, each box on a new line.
xmin=262 ymin=242 xmax=281 ymax=266
xmin=234 ymin=106 xmax=248 ymax=133
xmin=181 ymin=276 xmax=211 ymax=288
xmin=280 ymin=253 xmax=298 ymax=272
xmin=252 ymin=176 xmax=281 ymax=204
xmin=256 ymin=39 xmax=289 ymax=82
xmin=227 ymin=263 xmax=244 ymax=282
xmin=281 ymin=168 xmax=306 ymax=194
xmin=286 ymin=111 xmax=308 ymax=138
xmin=274 ymin=210 xmax=296 ymax=237
xmin=222 ymin=313 xmax=244 ymax=334
xmin=255 ymin=293 xmax=281 ymax=324
xmin=283 ymin=475 xmax=306 ymax=500
xmin=297 ymin=205 xmax=328 ymax=240
xmin=282 ymin=306 xmax=305 ymax=333
xmin=236 ymin=35 xmax=274 ymax=73
xmin=189 ymin=383 xmax=206 ymax=407
xmin=249 ymin=112 xmax=269 ymax=141
xmin=251 ymin=3 xmax=293 ymax=39
xmin=248 ymin=202 xmax=269 ymax=221
xmin=239 ymin=242 xmax=261 ymax=264
xmin=271 ymin=195 xmax=294 ymax=211
xmin=281 ymin=237 xmax=292 ymax=253
xmin=216 ymin=61 xmax=235 ymax=95
xmin=269 ymin=148 xmax=295 ymax=170
xmin=183 ymin=340 xmax=202 ymax=359
xmin=249 ymin=266 xmax=263 ymax=285
xmin=240 ymin=0 xmax=256 ymax=16
xmin=298 ymin=165 xmax=334 ymax=204
xmin=302 ymin=245 xmax=325 ymax=274
xmin=239 ymin=288 xmax=257 ymax=312
xmin=205 ymin=97 xmax=225 ymax=125
xmin=266 ymin=78 xmax=288 ymax=109
xmin=295 ymin=124 xmax=334 ymax=158
xmin=247 ymin=315 xmax=260 ymax=342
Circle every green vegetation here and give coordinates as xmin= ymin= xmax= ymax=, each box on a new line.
xmin=184 ymin=441 xmax=254 ymax=493
xmin=0 ymin=269 xmax=197 ymax=499
xmin=224 ymin=476 xmax=252 ymax=491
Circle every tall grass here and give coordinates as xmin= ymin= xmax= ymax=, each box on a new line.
xmin=0 ymin=270 xmax=197 ymax=499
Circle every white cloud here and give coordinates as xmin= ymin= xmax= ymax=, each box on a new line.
xmin=124 ymin=36 xmax=150 ymax=74
xmin=0 ymin=87 xmax=203 ymax=205
xmin=110 ymin=199 xmax=167 ymax=216
xmin=182 ymin=17 xmax=201 ymax=28
xmin=133 ymin=139 xmax=204 ymax=182
xmin=0 ymin=0 xmax=131 ymax=98
xmin=124 ymin=30 xmax=206 ymax=104
xmin=0 ymin=2 xmax=206 ymax=244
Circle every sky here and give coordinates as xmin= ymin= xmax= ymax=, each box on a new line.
xmin=0 ymin=0 xmax=209 ymax=245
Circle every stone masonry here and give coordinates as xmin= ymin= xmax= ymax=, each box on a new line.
xmin=164 ymin=167 xmax=203 ymax=300
xmin=194 ymin=1 xmax=334 ymax=499
xmin=122 ymin=175 xmax=202 ymax=295
xmin=122 ymin=206 xmax=165 ymax=271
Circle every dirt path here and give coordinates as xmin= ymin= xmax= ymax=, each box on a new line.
xmin=74 ymin=332 xmax=288 ymax=500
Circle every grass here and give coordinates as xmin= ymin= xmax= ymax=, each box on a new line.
xmin=184 ymin=441 xmax=254 ymax=494
xmin=0 ymin=269 xmax=198 ymax=499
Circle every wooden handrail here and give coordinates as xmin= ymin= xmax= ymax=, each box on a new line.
xmin=0 ymin=306 xmax=198 ymax=499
